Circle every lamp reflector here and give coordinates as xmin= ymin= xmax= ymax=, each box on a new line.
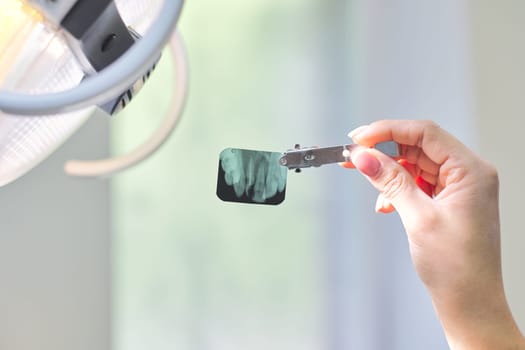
xmin=0 ymin=0 xmax=167 ymax=186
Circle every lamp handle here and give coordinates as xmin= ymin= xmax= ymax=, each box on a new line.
xmin=63 ymin=30 xmax=188 ymax=178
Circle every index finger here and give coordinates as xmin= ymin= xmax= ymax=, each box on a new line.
xmin=349 ymin=120 xmax=468 ymax=166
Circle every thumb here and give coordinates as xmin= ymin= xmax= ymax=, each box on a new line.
xmin=351 ymin=148 xmax=431 ymax=218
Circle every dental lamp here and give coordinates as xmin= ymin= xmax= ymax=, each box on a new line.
xmin=0 ymin=0 xmax=187 ymax=186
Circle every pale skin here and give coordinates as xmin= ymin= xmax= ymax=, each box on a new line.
xmin=345 ymin=120 xmax=525 ymax=350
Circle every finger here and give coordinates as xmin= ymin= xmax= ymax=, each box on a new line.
xmin=351 ymin=147 xmax=432 ymax=220
xmin=339 ymin=161 xmax=355 ymax=169
xmin=398 ymin=159 xmax=419 ymax=178
xmin=419 ymin=170 xmax=438 ymax=187
xmin=401 ymin=145 xmax=440 ymax=175
xmin=434 ymin=182 xmax=446 ymax=196
xmin=348 ymin=120 xmax=468 ymax=166
xmin=342 ymin=151 xmax=429 ymax=174
xmin=416 ymin=176 xmax=435 ymax=197
xmin=399 ymin=159 xmax=435 ymax=197
xmin=348 ymin=125 xmax=370 ymax=139
xmin=375 ymin=194 xmax=395 ymax=213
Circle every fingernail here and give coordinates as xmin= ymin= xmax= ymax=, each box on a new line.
xmin=352 ymin=151 xmax=381 ymax=177
xmin=348 ymin=125 xmax=369 ymax=140
xmin=375 ymin=195 xmax=384 ymax=213
xmin=339 ymin=161 xmax=355 ymax=169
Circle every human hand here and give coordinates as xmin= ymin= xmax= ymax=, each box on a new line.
xmin=346 ymin=120 xmax=525 ymax=350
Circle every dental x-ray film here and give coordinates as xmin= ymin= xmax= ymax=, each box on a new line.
xmin=216 ymin=141 xmax=400 ymax=205
xmin=217 ymin=148 xmax=287 ymax=205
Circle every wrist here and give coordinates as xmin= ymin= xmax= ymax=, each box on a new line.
xmin=432 ymin=288 xmax=525 ymax=350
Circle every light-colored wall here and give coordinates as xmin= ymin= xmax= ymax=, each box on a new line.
xmin=469 ymin=0 xmax=525 ymax=330
xmin=0 ymin=113 xmax=111 ymax=350
xmin=348 ymin=1 xmax=474 ymax=348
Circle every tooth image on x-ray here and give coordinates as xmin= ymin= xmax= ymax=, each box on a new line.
xmin=217 ymin=148 xmax=287 ymax=205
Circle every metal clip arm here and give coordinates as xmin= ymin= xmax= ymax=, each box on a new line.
xmin=279 ymin=141 xmax=400 ymax=170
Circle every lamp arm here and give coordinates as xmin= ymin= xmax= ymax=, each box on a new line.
xmin=64 ymin=30 xmax=188 ymax=178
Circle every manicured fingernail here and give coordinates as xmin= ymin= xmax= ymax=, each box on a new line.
xmin=348 ymin=125 xmax=369 ymax=140
xmin=352 ymin=151 xmax=381 ymax=177
xmin=375 ymin=195 xmax=384 ymax=213
xmin=339 ymin=161 xmax=355 ymax=169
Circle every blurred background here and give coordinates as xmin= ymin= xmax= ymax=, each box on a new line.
xmin=0 ymin=0 xmax=524 ymax=349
